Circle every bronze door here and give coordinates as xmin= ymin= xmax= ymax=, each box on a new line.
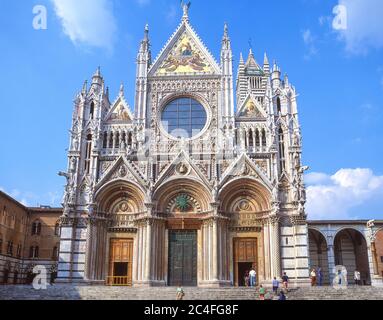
xmin=168 ymin=230 xmax=197 ymax=286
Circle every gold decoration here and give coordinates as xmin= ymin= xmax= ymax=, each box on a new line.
xmin=158 ymin=35 xmax=212 ymax=74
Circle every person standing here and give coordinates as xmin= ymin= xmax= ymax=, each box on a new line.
xmin=259 ymin=285 xmax=266 ymax=300
xmin=354 ymin=270 xmax=361 ymax=286
xmin=176 ymin=284 xmax=185 ymax=301
xmin=282 ymin=272 xmax=289 ymax=290
xmin=317 ymin=267 xmax=323 ymax=287
xmin=244 ymin=270 xmax=250 ymax=287
xmin=272 ymin=277 xmax=279 ymax=295
xmin=249 ymin=268 xmax=257 ymax=287
xmin=310 ymin=268 xmax=317 ymax=286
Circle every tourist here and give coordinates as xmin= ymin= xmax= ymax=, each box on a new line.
xmin=354 ymin=270 xmax=361 ymax=286
xmin=317 ymin=267 xmax=323 ymax=287
xmin=259 ymin=285 xmax=266 ymax=300
xmin=249 ymin=268 xmax=257 ymax=287
xmin=244 ymin=270 xmax=250 ymax=287
xmin=176 ymin=284 xmax=185 ymax=301
xmin=310 ymin=268 xmax=317 ymax=286
xmin=272 ymin=277 xmax=279 ymax=295
xmin=282 ymin=272 xmax=289 ymax=290
xmin=279 ymin=290 xmax=287 ymax=301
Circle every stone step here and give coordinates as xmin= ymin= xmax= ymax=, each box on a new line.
xmin=0 ymin=285 xmax=382 ymax=301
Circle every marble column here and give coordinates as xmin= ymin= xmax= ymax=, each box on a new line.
xmin=270 ymin=216 xmax=281 ymax=279
xmin=327 ymin=243 xmax=336 ymax=283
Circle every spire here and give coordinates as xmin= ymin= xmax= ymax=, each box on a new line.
xmin=181 ymin=1 xmax=191 ymax=22
xmin=92 ymin=66 xmax=103 ymax=86
xmin=119 ymin=83 xmax=124 ymax=96
xmin=140 ymin=24 xmax=150 ymax=52
xmin=221 ymin=22 xmax=231 ymax=51
xmin=82 ymin=80 xmax=88 ymax=95
xmin=263 ymin=52 xmax=270 ymax=74
xmin=239 ymin=52 xmax=244 ymax=65
xmin=264 ymin=53 xmax=269 ymax=66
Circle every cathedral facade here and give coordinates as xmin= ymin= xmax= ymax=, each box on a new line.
xmin=57 ymin=7 xmax=311 ymax=287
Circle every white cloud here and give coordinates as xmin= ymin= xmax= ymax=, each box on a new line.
xmin=51 ymin=0 xmax=117 ymax=51
xmin=302 ymin=29 xmax=318 ymax=59
xmin=305 ymin=168 xmax=383 ymax=220
xmin=333 ymin=0 xmax=383 ymax=54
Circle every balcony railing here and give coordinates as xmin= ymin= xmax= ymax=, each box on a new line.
xmin=106 ymin=276 xmax=132 ymax=286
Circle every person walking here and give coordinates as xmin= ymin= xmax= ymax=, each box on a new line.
xmin=259 ymin=285 xmax=266 ymax=300
xmin=244 ymin=270 xmax=250 ymax=287
xmin=354 ymin=270 xmax=361 ymax=286
xmin=249 ymin=268 xmax=257 ymax=287
xmin=310 ymin=268 xmax=317 ymax=286
xmin=282 ymin=272 xmax=289 ymax=290
xmin=272 ymin=277 xmax=279 ymax=295
xmin=317 ymin=267 xmax=323 ymax=287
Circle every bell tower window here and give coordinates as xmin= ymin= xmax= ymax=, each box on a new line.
xmin=278 ymin=127 xmax=286 ymax=173
xmin=84 ymin=134 xmax=92 ymax=174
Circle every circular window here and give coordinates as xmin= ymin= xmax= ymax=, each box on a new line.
xmin=161 ymin=97 xmax=207 ymax=139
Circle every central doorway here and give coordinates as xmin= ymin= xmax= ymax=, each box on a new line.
xmin=168 ymin=230 xmax=197 ymax=287
xmin=108 ymin=239 xmax=133 ymax=286
xmin=233 ymin=238 xmax=258 ymax=287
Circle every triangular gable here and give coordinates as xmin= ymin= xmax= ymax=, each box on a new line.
xmin=220 ymin=153 xmax=273 ymax=191
xmin=154 ymin=150 xmax=212 ymax=190
xmin=104 ymin=95 xmax=133 ymax=123
xmin=96 ymin=156 xmax=148 ymax=191
xmin=236 ymin=94 xmax=267 ymax=119
xmin=149 ymin=21 xmax=221 ymax=76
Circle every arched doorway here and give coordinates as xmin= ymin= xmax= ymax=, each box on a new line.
xmin=219 ymin=178 xmax=271 ymax=286
xmin=154 ymin=178 xmax=212 ymax=287
xmin=94 ymin=180 xmax=146 ymax=285
xmin=308 ymin=229 xmax=329 ymax=285
xmin=334 ymin=228 xmax=371 ymax=285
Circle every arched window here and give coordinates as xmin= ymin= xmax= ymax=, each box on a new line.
xmin=109 ymin=132 xmax=114 ymax=148
xmin=262 ymin=129 xmax=267 ymax=147
xmin=248 ymin=130 xmax=254 ymax=148
xmin=52 ymin=246 xmax=59 ymax=261
xmin=31 ymin=220 xmax=42 ymax=236
xmin=84 ymin=134 xmax=92 ymax=174
xmin=115 ymin=132 xmax=120 ymax=148
xmin=255 ymin=129 xmax=260 ymax=147
xmin=277 ymin=97 xmax=282 ymax=114
xmin=29 ymin=246 xmax=39 ymax=259
xmin=278 ymin=127 xmax=286 ymax=173
xmin=128 ymin=132 xmax=133 ymax=146
xmin=7 ymin=241 xmax=13 ymax=256
xmin=103 ymin=132 xmax=108 ymax=148
xmin=16 ymin=244 xmax=22 ymax=258
xmin=54 ymin=222 xmax=60 ymax=237
xmin=89 ymin=102 xmax=95 ymax=120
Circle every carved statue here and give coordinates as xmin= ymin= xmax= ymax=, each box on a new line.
xmin=272 ymin=183 xmax=279 ymax=203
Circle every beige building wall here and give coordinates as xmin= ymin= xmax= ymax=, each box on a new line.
xmin=0 ymin=191 xmax=62 ymax=284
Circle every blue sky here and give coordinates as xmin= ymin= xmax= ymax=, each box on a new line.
xmin=0 ymin=0 xmax=382 ymax=220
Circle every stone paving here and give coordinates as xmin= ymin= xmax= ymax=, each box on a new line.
xmin=0 ymin=285 xmax=382 ymax=300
